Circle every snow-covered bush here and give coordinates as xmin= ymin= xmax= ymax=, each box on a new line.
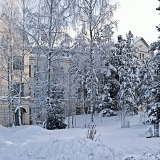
xmin=124 ymin=156 xmax=136 ymax=160
xmin=86 ymin=123 xmax=97 ymax=141
xmin=147 ymin=102 xmax=160 ymax=124
xmin=46 ymin=84 xmax=67 ymax=130
xmin=99 ymin=108 xmax=116 ymax=117
xmin=145 ymin=126 xmax=153 ymax=138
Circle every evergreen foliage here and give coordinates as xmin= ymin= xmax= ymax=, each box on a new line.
xmin=145 ymin=52 xmax=160 ymax=123
xmin=114 ymin=32 xmax=140 ymax=123
xmin=138 ymin=58 xmax=154 ymax=108
xmin=46 ymin=84 xmax=66 ymax=130
xmin=145 ymin=22 xmax=160 ymax=124
xmin=70 ymin=0 xmax=118 ymax=122
xmin=97 ymin=62 xmax=119 ymax=115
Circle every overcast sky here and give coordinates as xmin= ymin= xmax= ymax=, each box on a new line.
xmin=111 ymin=0 xmax=159 ymax=45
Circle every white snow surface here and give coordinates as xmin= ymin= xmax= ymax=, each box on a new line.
xmin=0 ymin=113 xmax=160 ymax=160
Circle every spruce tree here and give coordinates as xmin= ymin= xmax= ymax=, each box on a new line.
xmin=137 ymin=58 xmax=154 ymax=123
xmin=115 ymin=31 xmax=140 ymax=127
xmin=147 ymin=23 xmax=160 ymax=136
xmin=145 ymin=53 xmax=160 ymax=123
xmin=97 ymin=60 xmax=119 ymax=116
xmin=46 ymin=84 xmax=66 ymax=130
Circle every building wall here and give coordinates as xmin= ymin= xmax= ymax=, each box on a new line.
xmin=29 ymin=53 xmax=75 ymax=118
xmin=0 ymin=98 xmax=31 ymax=126
xmin=134 ymin=39 xmax=154 ymax=61
xmin=0 ymin=49 xmax=31 ymax=126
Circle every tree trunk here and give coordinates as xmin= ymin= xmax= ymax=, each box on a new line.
xmin=18 ymin=0 xmax=25 ymax=126
xmin=154 ymin=123 xmax=159 ymax=137
xmin=89 ymin=0 xmax=94 ymax=124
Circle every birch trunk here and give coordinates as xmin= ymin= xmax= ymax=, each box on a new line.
xmin=18 ymin=0 xmax=25 ymax=126
xmin=89 ymin=0 xmax=94 ymax=123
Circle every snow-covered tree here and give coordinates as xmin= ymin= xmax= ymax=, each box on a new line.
xmin=70 ymin=0 xmax=118 ymax=123
xmin=30 ymin=47 xmax=48 ymax=124
xmin=137 ymin=57 xmax=154 ymax=123
xmin=0 ymin=10 xmax=14 ymax=126
xmin=0 ymin=0 xmax=28 ymax=126
xmin=115 ymin=31 xmax=140 ymax=127
xmin=46 ymin=84 xmax=66 ymax=130
xmin=138 ymin=58 xmax=153 ymax=107
xmin=145 ymin=53 xmax=160 ymax=124
xmin=147 ymin=22 xmax=160 ymax=136
xmin=97 ymin=60 xmax=119 ymax=116
xmin=25 ymin=0 xmax=72 ymax=128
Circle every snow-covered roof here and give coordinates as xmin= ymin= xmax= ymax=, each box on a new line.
xmin=133 ymin=37 xmax=142 ymax=43
xmin=133 ymin=37 xmax=149 ymax=47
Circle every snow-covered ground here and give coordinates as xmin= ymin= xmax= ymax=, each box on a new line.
xmin=0 ymin=113 xmax=160 ymax=160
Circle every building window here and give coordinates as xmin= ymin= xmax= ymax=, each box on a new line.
xmin=29 ymin=65 xmax=31 ymax=77
xmin=13 ymin=56 xmax=24 ymax=70
xmin=139 ymin=53 xmax=141 ymax=60
xmin=12 ymin=83 xmax=24 ymax=97
xmin=34 ymin=66 xmax=39 ymax=77
xmin=142 ymin=54 xmax=144 ymax=59
xmin=62 ymin=51 xmax=70 ymax=57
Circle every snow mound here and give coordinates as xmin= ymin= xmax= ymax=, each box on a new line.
xmin=0 ymin=125 xmax=8 ymax=132
xmin=15 ymin=137 xmax=113 ymax=160
xmin=1 ymin=136 xmax=114 ymax=160
xmin=10 ymin=126 xmax=49 ymax=139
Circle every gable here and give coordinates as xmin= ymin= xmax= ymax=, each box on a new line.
xmin=134 ymin=39 xmax=149 ymax=53
xmin=133 ymin=37 xmax=154 ymax=60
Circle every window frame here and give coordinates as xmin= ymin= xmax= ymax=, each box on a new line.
xmin=12 ymin=83 xmax=24 ymax=97
xmin=13 ymin=56 xmax=24 ymax=70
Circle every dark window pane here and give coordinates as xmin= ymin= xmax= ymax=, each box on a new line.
xmin=13 ymin=56 xmax=24 ymax=70
xmin=12 ymin=83 xmax=24 ymax=97
xmin=29 ymin=65 xmax=31 ymax=77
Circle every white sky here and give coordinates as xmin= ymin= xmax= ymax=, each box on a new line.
xmin=111 ymin=0 xmax=160 ymax=45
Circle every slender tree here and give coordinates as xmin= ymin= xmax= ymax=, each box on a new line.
xmin=70 ymin=0 xmax=118 ymax=123
xmin=0 ymin=0 xmax=23 ymax=126
xmin=25 ymin=0 xmax=72 ymax=128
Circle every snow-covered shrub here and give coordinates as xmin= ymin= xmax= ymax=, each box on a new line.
xmin=124 ymin=156 xmax=136 ymax=160
xmin=86 ymin=123 xmax=97 ymax=141
xmin=99 ymin=108 xmax=116 ymax=117
xmin=146 ymin=102 xmax=160 ymax=124
xmin=46 ymin=84 xmax=67 ymax=130
xmin=145 ymin=126 xmax=153 ymax=138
